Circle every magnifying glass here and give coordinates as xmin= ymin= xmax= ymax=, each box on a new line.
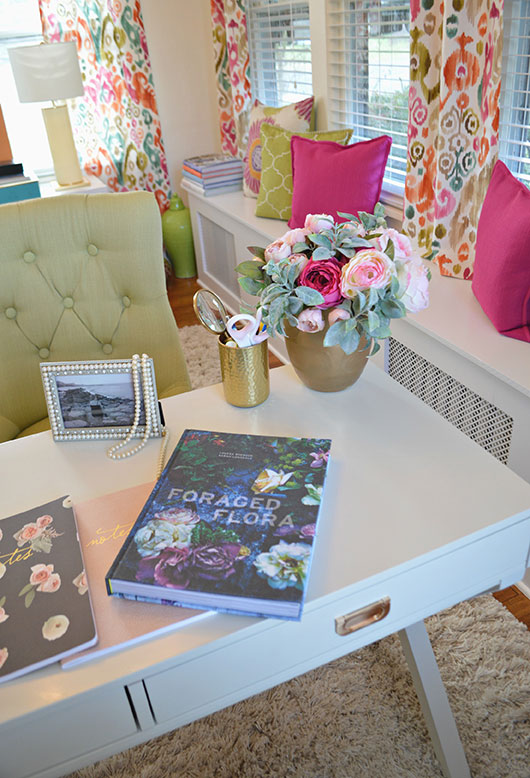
xmin=193 ymin=290 xmax=230 ymax=340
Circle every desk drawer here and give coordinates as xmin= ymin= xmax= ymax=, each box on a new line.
xmin=0 ymin=686 xmax=137 ymax=778
xmin=143 ymin=519 xmax=529 ymax=727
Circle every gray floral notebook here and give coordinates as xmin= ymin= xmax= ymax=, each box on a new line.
xmin=0 ymin=496 xmax=97 ymax=683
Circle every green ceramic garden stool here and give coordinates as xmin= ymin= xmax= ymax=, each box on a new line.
xmin=162 ymin=193 xmax=197 ymax=277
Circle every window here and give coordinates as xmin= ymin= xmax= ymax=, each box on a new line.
xmin=247 ymin=0 xmax=313 ymax=107
xmin=0 ymin=0 xmax=52 ymax=176
xmin=326 ymin=0 xmax=410 ymax=196
xmin=499 ymin=0 xmax=530 ymax=187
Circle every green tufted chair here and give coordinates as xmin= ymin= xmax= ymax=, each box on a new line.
xmin=0 ymin=190 xmax=191 ymax=442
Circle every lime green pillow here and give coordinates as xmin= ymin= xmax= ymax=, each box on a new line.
xmin=255 ymin=125 xmax=352 ymax=220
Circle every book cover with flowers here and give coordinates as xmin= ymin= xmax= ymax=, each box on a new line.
xmin=0 ymin=496 xmax=97 ymax=683
xmin=106 ymin=429 xmax=331 ymax=620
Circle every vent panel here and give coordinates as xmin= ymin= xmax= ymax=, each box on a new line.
xmin=387 ymin=338 xmax=513 ymax=465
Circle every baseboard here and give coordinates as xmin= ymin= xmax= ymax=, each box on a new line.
xmin=515 ymin=580 xmax=530 ymax=600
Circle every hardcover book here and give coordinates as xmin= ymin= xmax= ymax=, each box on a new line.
xmin=181 ymin=178 xmax=243 ymax=197
xmin=183 ymin=153 xmax=243 ymax=173
xmin=0 ymin=496 xmax=97 ymax=683
xmin=106 ymin=429 xmax=331 ymax=620
xmin=63 ymin=483 xmax=208 ymax=668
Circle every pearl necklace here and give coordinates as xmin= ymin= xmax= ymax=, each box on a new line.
xmin=107 ymin=353 xmax=168 ymax=477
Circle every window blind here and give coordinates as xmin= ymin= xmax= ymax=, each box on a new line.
xmin=499 ymin=0 xmax=530 ymax=186
xmin=326 ymin=0 xmax=410 ymax=193
xmin=247 ymin=0 xmax=312 ymax=107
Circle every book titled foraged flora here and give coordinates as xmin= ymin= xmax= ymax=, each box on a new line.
xmin=106 ymin=430 xmax=331 ymax=620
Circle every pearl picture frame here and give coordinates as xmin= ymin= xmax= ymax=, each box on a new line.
xmin=40 ymin=357 xmax=163 ymax=444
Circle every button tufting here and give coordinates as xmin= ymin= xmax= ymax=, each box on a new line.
xmin=63 ymin=297 xmax=74 ymax=309
xmin=122 ymin=295 xmax=131 ymax=307
xmin=102 ymin=343 xmax=113 ymax=355
xmin=87 ymin=243 xmax=99 ymax=256
xmin=23 ymin=250 xmax=36 ymax=263
xmin=39 ymin=348 xmax=50 ymax=359
xmin=5 ymin=307 xmax=16 ymax=320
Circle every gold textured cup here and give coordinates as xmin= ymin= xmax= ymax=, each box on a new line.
xmin=218 ymin=337 xmax=269 ymax=407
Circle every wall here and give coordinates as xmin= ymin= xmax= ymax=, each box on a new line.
xmin=141 ymin=0 xmax=220 ymax=201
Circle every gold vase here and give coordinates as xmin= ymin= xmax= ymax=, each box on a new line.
xmin=283 ymin=316 xmax=368 ymax=392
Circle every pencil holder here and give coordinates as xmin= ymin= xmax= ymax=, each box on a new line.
xmin=218 ymin=337 xmax=269 ymax=407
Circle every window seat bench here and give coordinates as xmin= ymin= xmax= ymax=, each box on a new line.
xmin=184 ymin=180 xmax=530 ymax=595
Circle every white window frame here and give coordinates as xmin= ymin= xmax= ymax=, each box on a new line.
xmin=325 ymin=0 xmax=410 ymax=214
xmin=499 ymin=0 xmax=530 ymax=187
xmin=247 ymin=0 xmax=313 ymax=107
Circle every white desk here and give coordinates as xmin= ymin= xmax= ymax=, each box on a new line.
xmin=1 ymin=365 xmax=529 ymax=778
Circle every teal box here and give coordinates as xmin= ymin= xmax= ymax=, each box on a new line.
xmin=0 ymin=178 xmax=41 ymax=205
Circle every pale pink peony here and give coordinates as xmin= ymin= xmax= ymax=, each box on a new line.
xmin=281 ymin=227 xmax=309 ymax=246
xmin=36 ymin=515 xmax=53 ymax=528
xmin=295 ymin=308 xmax=324 ymax=332
xmin=264 ymin=238 xmax=291 ymax=263
xmin=29 ymin=563 xmax=54 ymax=586
xmin=304 ymin=213 xmax=334 ymax=233
xmin=398 ymin=257 xmax=429 ymax=313
xmin=341 ymin=249 xmax=396 ymax=294
xmin=38 ymin=573 xmax=61 ymax=593
xmin=371 ymin=228 xmax=413 ymax=261
xmin=328 ymin=308 xmax=351 ymax=326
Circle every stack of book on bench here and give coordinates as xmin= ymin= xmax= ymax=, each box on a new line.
xmin=182 ymin=153 xmax=243 ymax=197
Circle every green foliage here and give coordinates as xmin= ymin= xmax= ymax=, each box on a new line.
xmin=234 ymin=201 xmax=426 ymax=354
xmin=190 ymin=521 xmax=240 ymax=547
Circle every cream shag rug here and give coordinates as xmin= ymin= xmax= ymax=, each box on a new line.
xmin=68 ymin=326 xmax=530 ymax=778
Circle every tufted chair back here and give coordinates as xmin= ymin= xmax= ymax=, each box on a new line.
xmin=0 ymin=190 xmax=191 ymax=442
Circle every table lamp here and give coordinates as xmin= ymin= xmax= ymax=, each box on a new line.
xmin=8 ymin=42 xmax=88 ymax=189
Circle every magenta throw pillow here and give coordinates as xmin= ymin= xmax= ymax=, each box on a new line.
xmin=288 ymin=134 xmax=392 ymax=229
xmin=472 ymin=160 xmax=530 ymax=343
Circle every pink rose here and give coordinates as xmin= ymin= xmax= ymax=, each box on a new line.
xmin=341 ymin=249 xmax=395 ymax=294
xmin=36 ymin=515 xmax=53 ymax=528
xmin=298 ymin=259 xmax=343 ymax=308
xmin=281 ymin=227 xmax=308 ymax=246
xmin=328 ymin=308 xmax=350 ymax=326
xmin=304 ymin=213 xmax=334 ymax=233
xmin=14 ymin=523 xmax=42 ymax=546
xmin=371 ymin=228 xmax=413 ymax=261
xmin=38 ymin=573 xmax=61 ymax=593
xmin=296 ymin=309 xmax=324 ymax=332
xmin=264 ymin=238 xmax=291 ymax=263
xmin=398 ymin=256 xmax=429 ymax=313
xmin=30 ymin=563 xmax=54 ymax=586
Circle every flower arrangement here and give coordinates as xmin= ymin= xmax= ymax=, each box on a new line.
xmin=236 ymin=205 xmax=430 ymax=355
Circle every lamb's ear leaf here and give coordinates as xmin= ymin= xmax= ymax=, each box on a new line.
xmin=238 ymin=277 xmax=266 ymax=295
xmin=236 ymin=260 xmax=264 ymax=279
xmin=323 ymin=319 xmax=347 ymax=348
xmin=295 ymin=286 xmax=325 ymax=305
xmin=246 ymin=246 xmax=266 ymax=260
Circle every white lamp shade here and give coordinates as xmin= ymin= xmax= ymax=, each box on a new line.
xmin=8 ymin=42 xmax=84 ymax=103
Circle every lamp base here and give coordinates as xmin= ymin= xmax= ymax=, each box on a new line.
xmin=42 ymin=104 xmax=85 ymax=188
xmin=53 ymin=177 xmax=90 ymax=191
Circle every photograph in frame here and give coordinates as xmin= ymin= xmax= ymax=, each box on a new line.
xmin=40 ymin=358 xmax=163 ymax=442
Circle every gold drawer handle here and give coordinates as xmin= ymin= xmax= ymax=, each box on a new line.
xmin=335 ymin=597 xmax=390 ymax=636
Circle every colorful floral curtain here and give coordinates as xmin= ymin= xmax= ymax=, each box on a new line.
xmin=38 ymin=0 xmax=171 ymax=212
xmin=403 ymin=0 xmax=504 ymax=279
xmin=210 ymin=0 xmax=252 ymax=157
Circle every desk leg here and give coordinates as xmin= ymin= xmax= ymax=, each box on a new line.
xmin=398 ymin=620 xmax=471 ymax=778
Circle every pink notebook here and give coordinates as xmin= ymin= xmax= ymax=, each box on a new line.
xmin=62 ymin=483 xmax=208 ymax=668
